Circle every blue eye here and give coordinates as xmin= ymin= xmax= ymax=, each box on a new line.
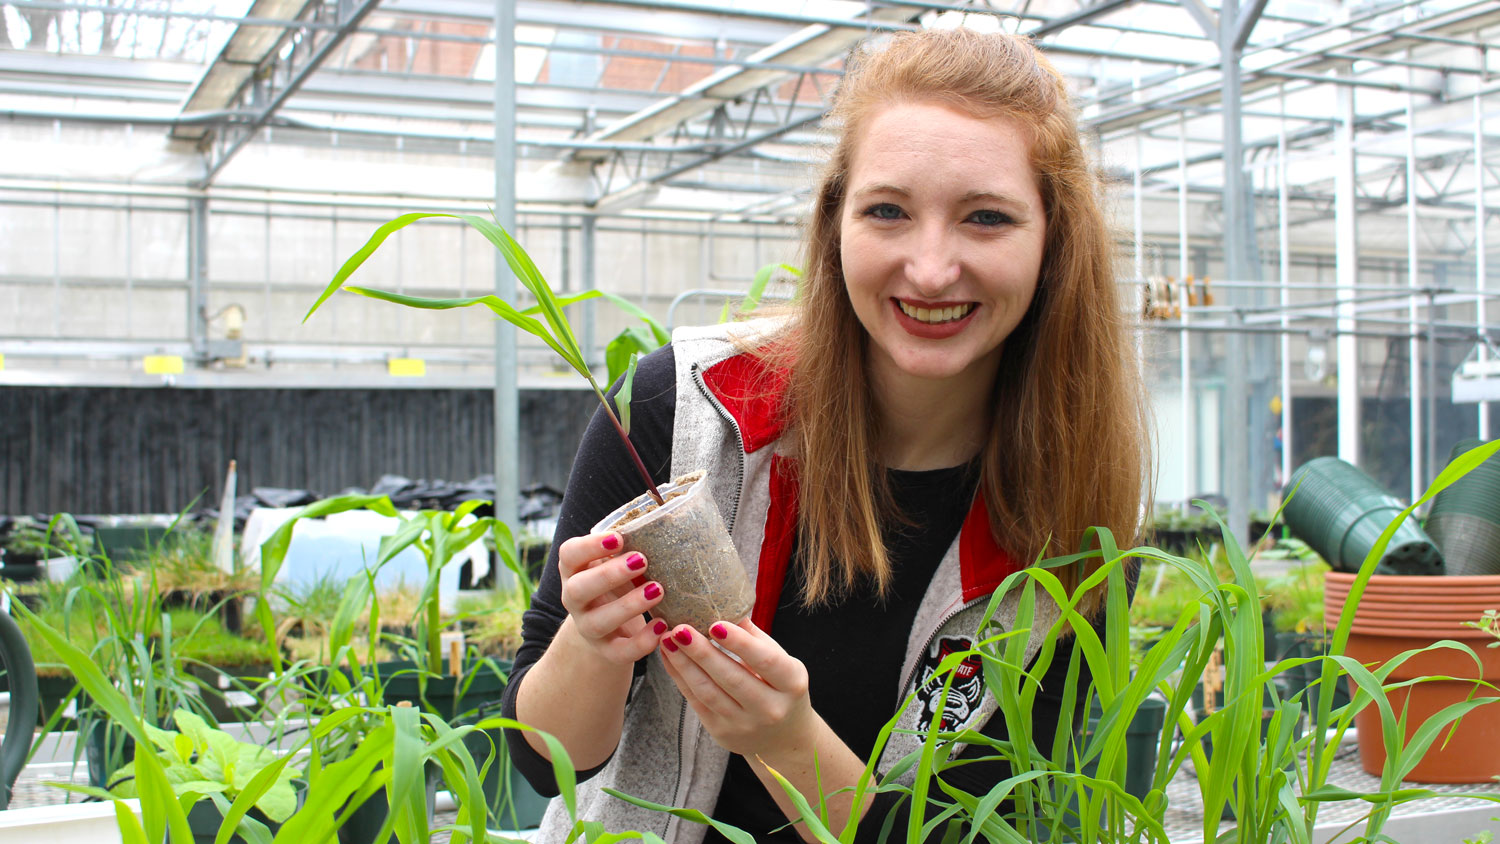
xmin=864 ymin=203 xmax=903 ymax=220
xmin=969 ymin=209 xmax=1011 ymax=226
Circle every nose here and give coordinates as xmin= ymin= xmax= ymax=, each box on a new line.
xmin=905 ymin=222 xmax=961 ymax=294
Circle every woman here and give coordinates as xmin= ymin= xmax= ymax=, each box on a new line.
xmin=500 ymin=26 xmax=1150 ymax=844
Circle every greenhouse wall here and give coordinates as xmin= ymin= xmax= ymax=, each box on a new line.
xmin=0 ymin=385 xmax=598 ymax=515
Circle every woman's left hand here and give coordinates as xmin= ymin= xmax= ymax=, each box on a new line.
xmin=657 ymin=618 xmax=816 ymax=758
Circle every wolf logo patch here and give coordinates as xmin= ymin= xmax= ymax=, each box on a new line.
xmin=915 ymin=636 xmax=985 ymax=732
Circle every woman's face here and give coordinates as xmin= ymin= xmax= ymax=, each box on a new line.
xmin=839 ymin=100 xmax=1046 ymax=391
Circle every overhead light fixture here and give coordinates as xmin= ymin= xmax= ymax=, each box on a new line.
xmin=1453 ymin=341 xmax=1500 ymax=403
xmin=591 ymin=182 xmax=661 ymax=214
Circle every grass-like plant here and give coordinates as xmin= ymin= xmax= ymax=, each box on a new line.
xmin=592 ymin=441 xmax=1500 ymax=843
xmin=20 ymin=599 xmax=545 ymax=844
xmin=306 ymin=212 xmax=666 ymax=506
xmin=253 ymin=496 xmax=513 ymax=678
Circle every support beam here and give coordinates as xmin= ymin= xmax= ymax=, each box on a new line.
xmin=1335 ymin=71 xmax=1362 ymax=465
xmin=494 ymin=0 xmax=519 ymax=531
xmin=197 ymin=0 xmax=384 ymax=187
xmin=581 ymin=215 xmax=598 ymax=368
xmin=1477 ymin=92 xmax=1491 ymax=440
xmin=1406 ymin=72 xmax=1423 ymax=501
xmin=1027 ymin=0 xmax=1137 ymax=37
xmin=188 ymin=196 xmax=209 ymax=364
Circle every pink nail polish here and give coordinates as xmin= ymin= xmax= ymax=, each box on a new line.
xmin=662 ymin=636 xmax=679 ymax=653
xmin=601 ymin=534 xmax=621 ymax=551
xmin=626 ymin=552 xmax=646 ymax=571
xmin=652 ymin=620 xmax=667 ymax=636
xmin=674 ymin=628 xmax=693 ymax=646
xmin=643 ymin=582 xmax=662 ymax=600
xmin=710 ymin=623 xmax=729 ymax=640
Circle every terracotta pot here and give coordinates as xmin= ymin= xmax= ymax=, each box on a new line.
xmin=1340 ymin=605 xmax=1498 ymax=620
xmin=593 ymin=471 xmax=754 ymax=632
xmin=1330 ymin=596 xmax=1500 ymax=610
xmin=1325 ymin=573 xmax=1500 ymax=783
xmin=1326 ymin=571 xmax=1500 ymax=590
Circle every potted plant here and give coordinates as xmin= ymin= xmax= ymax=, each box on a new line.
xmin=169 ymin=608 xmax=281 ymax=724
xmin=19 ymin=600 xmax=520 ymax=844
xmin=254 ymin=498 xmax=509 ymax=719
xmin=1 ymin=518 xmax=52 ymax=581
xmin=61 ymin=707 xmax=306 ymax=844
xmin=146 ymin=527 xmax=257 ymax=634
xmin=594 ymin=450 xmax=1500 ymax=844
xmin=306 ymin=211 xmax=755 ymax=632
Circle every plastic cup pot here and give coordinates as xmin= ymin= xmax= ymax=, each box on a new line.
xmin=593 ymin=470 xmax=754 ymax=633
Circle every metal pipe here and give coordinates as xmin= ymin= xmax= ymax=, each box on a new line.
xmin=1335 ymin=74 xmax=1361 ymax=465
xmin=1278 ymin=85 xmax=1292 ymax=497
xmin=1406 ymin=62 xmax=1423 ymax=500
xmin=1220 ymin=0 xmax=1253 ymax=543
xmin=1477 ymin=91 xmax=1491 ymax=439
xmin=494 ymin=0 xmax=519 ymax=530
xmin=1178 ymin=108 xmax=1194 ymax=512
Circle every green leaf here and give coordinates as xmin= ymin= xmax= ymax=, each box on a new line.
xmin=114 ymin=800 xmax=151 ymax=844
xmin=615 ymin=353 xmax=639 ymax=436
xmin=307 ymin=212 xmax=451 ymax=321
xmin=602 ymin=788 xmax=759 ymax=844
xmin=605 ymin=325 xmax=659 ymax=388
xmin=739 ymin=263 xmax=800 ymax=317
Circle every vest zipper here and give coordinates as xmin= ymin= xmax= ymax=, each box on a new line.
xmin=688 ymin=362 xmax=747 ymax=534
xmin=667 ymin=363 xmax=750 ymax=833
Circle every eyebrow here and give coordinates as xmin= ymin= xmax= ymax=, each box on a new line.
xmin=850 ymin=183 xmax=1031 ymax=212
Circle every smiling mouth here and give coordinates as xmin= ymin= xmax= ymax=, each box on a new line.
xmin=897 ymin=301 xmax=976 ymax=324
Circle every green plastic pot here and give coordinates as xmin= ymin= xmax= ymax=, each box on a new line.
xmin=35 ymin=673 xmax=79 ymax=728
xmin=1424 ymin=439 xmax=1500 ymax=576
xmin=1081 ymin=696 xmax=1167 ymax=800
xmin=336 ymin=763 xmax=438 ymax=844
xmin=375 ymin=659 xmax=508 ymax=721
xmin=1283 ymin=457 xmax=1443 ymax=575
xmin=1272 ymin=631 xmax=1350 ymax=716
xmin=84 ymin=716 xmax=135 ymax=790
xmin=460 ymin=698 xmax=551 ymax=831
xmin=187 ymin=662 xmax=273 ymax=724
xmin=186 ymin=783 xmax=305 ymax=844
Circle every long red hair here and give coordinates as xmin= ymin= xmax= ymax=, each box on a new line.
xmin=761 ymin=27 xmax=1151 ymax=615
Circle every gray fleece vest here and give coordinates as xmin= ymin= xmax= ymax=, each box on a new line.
xmin=534 ymin=320 xmax=1058 ymax=844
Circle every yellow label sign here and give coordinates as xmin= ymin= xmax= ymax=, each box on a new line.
xmin=388 ymin=358 xmax=426 ymax=377
xmin=0 ymin=353 xmax=5 ymax=370
xmin=144 ymin=355 xmax=184 ymax=375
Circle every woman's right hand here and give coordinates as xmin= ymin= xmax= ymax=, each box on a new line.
xmin=556 ymin=532 xmax=666 ymax=665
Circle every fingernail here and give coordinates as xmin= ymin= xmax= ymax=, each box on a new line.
xmin=643 ymin=582 xmax=662 ymax=600
xmin=626 ymin=552 xmax=646 ymax=571
xmin=710 ymin=623 xmax=729 ymax=640
xmin=652 ymin=620 xmax=667 ymax=636
xmin=662 ymin=636 xmax=679 ymax=653
xmin=674 ymin=628 xmax=693 ymax=646
xmin=602 ymin=534 xmax=621 ymax=551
